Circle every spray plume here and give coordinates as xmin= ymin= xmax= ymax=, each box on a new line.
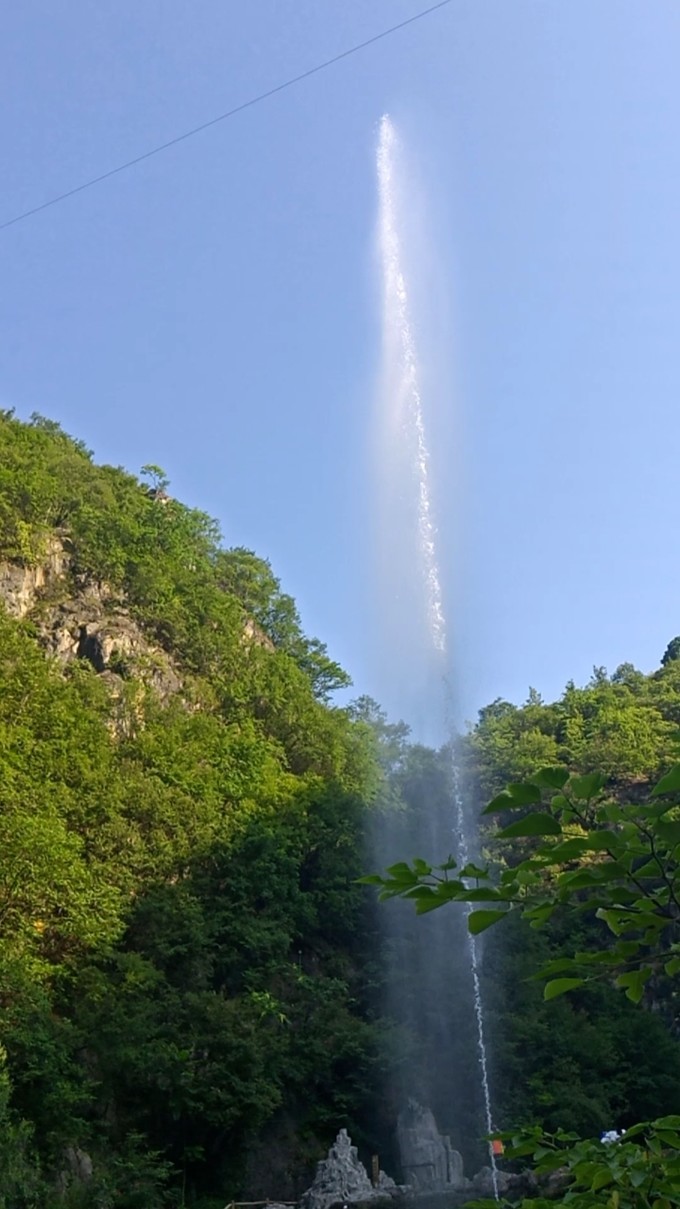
xmin=375 ymin=113 xmax=499 ymax=1198
xmin=376 ymin=114 xmax=446 ymax=653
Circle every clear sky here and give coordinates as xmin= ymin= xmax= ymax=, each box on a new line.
xmin=2 ymin=1 xmax=680 ymax=733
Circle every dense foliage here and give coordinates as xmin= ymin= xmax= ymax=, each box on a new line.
xmin=4 ymin=409 xmax=680 ymax=1207
xmin=370 ymin=669 xmax=680 ymax=1204
xmin=0 ymin=412 xmax=384 ymax=1207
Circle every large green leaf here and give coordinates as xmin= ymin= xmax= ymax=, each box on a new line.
xmin=582 ymin=830 xmax=621 ymax=852
xmin=656 ymin=820 xmax=680 ymax=846
xmin=596 ymin=909 xmax=628 ymax=936
xmin=415 ymin=896 xmax=448 ymax=916
xmin=483 ymin=782 xmax=542 ymax=813
xmin=385 ymin=862 xmax=418 ymax=881
xmin=651 ymin=765 xmax=680 ymax=797
xmin=412 ymin=857 xmax=432 ymax=876
xmin=616 ymin=968 xmax=651 ymax=1003
xmin=459 ymin=861 xmax=489 ymax=879
xmin=467 ymin=908 xmax=507 ymax=934
xmin=544 ymin=977 xmax=585 ymax=1000
xmin=530 ymin=767 xmax=570 ymax=790
xmin=499 ymin=813 xmax=562 ymax=838
xmin=547 ymin=838 xmax=591 ymax=860
xmin=591 ymin=1167 xmax=613 ymax=1191
xmin=462 ymin=886 xmax=503 ymax=902
xmin=551 ymin=793 xmax=570 ymax=811
xmin=569 ymin=773 xmax=606 ymax=800
xmin=540 ymin=957 xmax=580 ymax=977
xmin=526 ymin=903 xmax=554 ymax=926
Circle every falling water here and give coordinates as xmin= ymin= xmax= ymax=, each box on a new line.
xmin=376 ymin=114 xmax=446 ymax=655
xmin=451 ymin=766 xmax=499 ymax=1197
xmin=376 ymin=113 xmax=499 ymax=1198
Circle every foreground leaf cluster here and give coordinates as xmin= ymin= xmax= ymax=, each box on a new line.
xmin=472 ymin=1118 xmax=680 ymax=1209
xmin=369 ymin=674 xmax=680 ymax=1203
xmin=366 ymin=762 xmax=680 ymax=1003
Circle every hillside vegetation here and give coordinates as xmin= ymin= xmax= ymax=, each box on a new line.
xmin=0 ymin=411 xmax=385 ymax=1207
xmin=458 ymin=665 xmax=680 ymax=1139
xmin=2 ymin=410 xmax=680 ymax=1207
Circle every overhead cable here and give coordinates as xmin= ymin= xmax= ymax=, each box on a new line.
xmin=1 ymin=0 xmax=453 ymax=232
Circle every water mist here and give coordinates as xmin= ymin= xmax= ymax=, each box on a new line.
xmin=373 ymin=114 xmax=498 ymax=1197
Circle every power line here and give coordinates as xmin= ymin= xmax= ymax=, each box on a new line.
xmin=1 ymin=0 xmax=453 ymax=233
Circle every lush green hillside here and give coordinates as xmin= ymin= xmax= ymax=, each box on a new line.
xmin=455 ymin=660 xmax=680 ymax=1140
xmin=365 ymin=668 xmax=680 ymax=1160
xmin=0 ymin=412 xmax=387 ymax=1207
xmin=461 ymin=656 xmax=680 ymax=795
xmin=3 ymin=409 xmax=680 ymax=1207
xmin=368 ymin=661 xmax=680 ymax=1206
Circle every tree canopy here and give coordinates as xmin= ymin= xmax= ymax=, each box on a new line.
xmin=369 ymin=673 xmax=680 ymax=1206
xmin=3 ymin=410 xmax=680 ymax=1207
xmin=0 ymin=411 xmax=385 ymax=1206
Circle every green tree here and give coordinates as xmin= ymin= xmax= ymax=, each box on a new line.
xmin=0 ymin=410 xmax=382 ymax=1203
xmin=662 ymin=637 xmax=680 ymax=667
xmin=368 ymin=763 xmax=680 ymax=1205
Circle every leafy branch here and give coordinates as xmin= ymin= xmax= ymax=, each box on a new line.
xmin=363 ymin=764 xmax=680 ymax=1003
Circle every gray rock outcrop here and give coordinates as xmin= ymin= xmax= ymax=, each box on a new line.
xmin=38 ymin=579 xmax=182 ymax=699
xmin=0 ymin=539 xmax=272 ymax=708
xmin=470 ymin=1166 xmax=512 ymax=1198
xmin=0 ymin=540 xmax=182 ymax=704
xmin=0 ymin=536 xmax=68 ymax=618
xmin=301 ymin=1130 xmax=396 ymax=1209
xmin=396 ymin=1101 xmax=466 ymax=1191
xmin=57 ymin=1146 xmax=94 ymax=1194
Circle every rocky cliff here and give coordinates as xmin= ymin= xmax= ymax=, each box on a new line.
xmin=0 ymin=537 xmax=182 ymax=706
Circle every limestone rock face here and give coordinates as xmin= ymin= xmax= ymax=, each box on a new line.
xmin=396 ymin=1101 xmax=466 ymax=1191
xmin=57 ymin=1146 xmax=94 ymax=1194
xmin=242 ymin=616 xmax=275 ymax=651
xmin=301 ymin=1130 xmax=395 ymax=1209
xmin=37 ymin=580 xmax=182 ymax=700
xmin=0 ymin=543 xmax=181 ymax=702
xmin=0 ymin=537 xmax=68 ymax=618
xmin=0 ymin=540 xmax=271 ymax=705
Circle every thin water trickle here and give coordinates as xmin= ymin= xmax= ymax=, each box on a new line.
xmin=376 ymin=113 xmax=499 ymax=1199
xmin=452 ymin=769 xmax=499 ymax=1197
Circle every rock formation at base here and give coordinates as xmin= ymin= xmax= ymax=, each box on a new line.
xmin=300 ymin=1116 xmax=521 ymax=1209
xmin=396 ymin=1101 xmax=466 ymax=1191
xmin=300 ymin=1130 xmax=397 ymax=1209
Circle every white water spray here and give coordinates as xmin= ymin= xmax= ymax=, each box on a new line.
xmin=376 ymin=115 xmax=446 ymax=653
xmin=376 ymin=113 xmax=499 ymax=1198
xmin=451 ymin=769 xmax=499 ymax=1197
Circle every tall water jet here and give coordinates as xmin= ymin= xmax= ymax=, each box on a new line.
xmin=376 ymin=114 xmax=446 ymax=657
xmin=373 ymin=113 xmax=498 ymax=1197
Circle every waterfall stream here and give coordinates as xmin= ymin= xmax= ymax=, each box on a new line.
xmin=375 ymin=113 xmax=498 ymax=1198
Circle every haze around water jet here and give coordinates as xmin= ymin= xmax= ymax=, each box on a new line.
xmin=376 ymin=114 xmax=446 ymax=657
xmin=374 ymin=113 xmax=498 ymax=1196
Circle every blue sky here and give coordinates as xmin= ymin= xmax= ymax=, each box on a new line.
xmin=2 ymin=1 xmax=680 ymax=733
